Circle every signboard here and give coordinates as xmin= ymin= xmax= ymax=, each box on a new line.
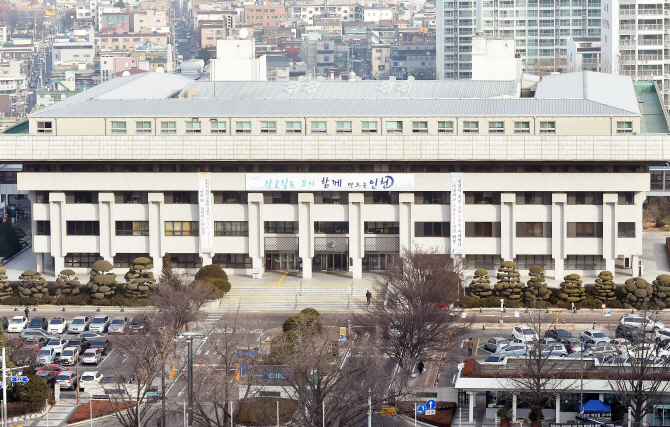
xmin=198 ymin=172 xmax=213 ymax=254
xmin=381 ymin=407 xmax=396 ymax=416
xmin=416 ymin=404 xmax=426 ymax=414
xmin=252 ymin=268 xmax=260 ymax=274
xmin=514 ymin=310 xmax=520 ymax=318
xmin=426 ymin=400 xmax=436 ymax=410
xmin=11 ymin=376 xmax=28 ymax=383
xmin=339 ymin=327 xmax=347 ymax=341
xmin=450 ymin=172 xmax=464 ymax=255
xmin=245 ymin=173 xmax=415 ymax=192
xmin=425 ymin=409 xmax=436 ymax=415
xmin=604 ymin=310 xmax=612 ymax=317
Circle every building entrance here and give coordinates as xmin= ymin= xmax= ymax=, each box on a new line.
xmin=265 ymin=251 xmax=298 ymax=271
xmin=313 ymin=253 xmax=349 ymax=271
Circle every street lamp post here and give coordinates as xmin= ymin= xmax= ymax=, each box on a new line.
xmin=571 ymin=303 xmax=575 ymax=330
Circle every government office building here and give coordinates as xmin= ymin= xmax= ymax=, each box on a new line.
xmin=1 ymin=70 xmax=666 ymax=280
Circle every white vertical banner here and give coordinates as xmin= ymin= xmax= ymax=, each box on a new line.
xmin=198 ymin=172 xmax=214 ymax=254
xmin=450 ymin=172 xmax=464 ymax=255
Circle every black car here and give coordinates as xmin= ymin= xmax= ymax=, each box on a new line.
xmin=89 ymin=338 xmax=112 ymax=355
xmin=36 ymin=370 xmax=58 ymax=388
xmin=23 ymin=336 xmax=48 ymax=348
xmin=67 ymin=337 xmax=90 ymax=352
xmin=562 ymin=338 xmax=584 ymax=354
xmin=27 ymin=316 xmax=48 ymax=330
xmin=616 ymin=324 xmax=644 ymax=343
xmin=545 ymin=329 xmax=573 ymax=341
xmin=129 ymin=316 xmax=147 ymax=333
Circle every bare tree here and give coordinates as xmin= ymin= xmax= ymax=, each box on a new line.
xmin=150 ymin=278 xmax=218 ymax=334
xmin=358 ymin=247 xmax=469 ymax=377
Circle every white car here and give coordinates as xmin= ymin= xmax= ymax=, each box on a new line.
xmin=82 ymin=349 xmax=102 ymax=365
xmin=46 ymin=338 xmax=68 ymax=354
xmin=512 ymin=324 xmax=539 ymax=342
xmin=79 ymin=371 xmax=104 ymax=389
xmin=60 ymin=347 xmax=79 ymax=366
xmin=580 ymin=329 xmax=611 ymax=344
xmin=36 ymin=346 xmax=56 ymax=364
xmin=7 ymin=316 xmax=28 ymax=333
xmin=47 ymin=316 xmax=67 ymax=334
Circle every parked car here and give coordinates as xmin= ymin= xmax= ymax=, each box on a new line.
xmin=619 ymin=313 xmax=665 ymax=332
xmin=47 ymin=317 xmax=67 ymax=334
xmin=484 ymin=337 xmax=509 ymax=353
xmin=26 ymin=316 xmax=48 ymax=330
xmin=655 ymin=328 xmax=670 ymax=346
xmin=36 ymin=370 xmax=58 ymax=388
xmin=544 ymin=329 xmax=573 ymax=341
xmin=512 ymin=325 xmax=539 ymax=343
xmin=89 ymin=338 xmax=112 ymax=356
xmin=108 ymin=317 xmax=128 ymax=334
xmin=482 ymin=354 xmax=508 ymax=365
xmin=82 ymin=349 xmax=102 ymax=365
xmin=102 ymin=374 xmax=125 ymax=384
xmin=89 ymin=315 xmax=110 ymax=333
xmin=129 ymin=316 xmax=147 ymax=333
xmin=7 ymin=316 xmax=28 ymax=333
xmin=80 ymin=331 xmax=106 ymax=340
xmin=56 ymin=371 xmax=77 ymax=390
xmin=24 ymin=336 xmax=48 ymax=348
xmin=580 ymin=329 xmax=610 ymax=344
xmin=538 ymin=338 xmax=557 ymax=347
xmin=67 ymin=336 xmax=90 ymax=352
xmin=21 ymin=329 xmax=57 ymax=340
xmin=610 ymin=338 xmax=632 ymax=354
xmin=37 ymin=364 xmax=64 ymax=375
xmin=496 ymin=343 xmax=527 ymax=357
xmin=540 ymin=342 xmax=568 ymax=357
xmin=584 ymin=342 xmax=617 ymax=357
xmin=36 ymin=346 xmax=56 ymax=364
xmin=60 ymin=347 xmax=79 ymax=366
xmin=46 ymin=339 xmax=68 ymax=354
xmin=628 ymin=342 xmax=657 ymax=359
xmin=79 ymin=371 xmax=104 ymax=390
xmin=615 ymin=324 xmax=644 ymax=343
xmin=68 ymin=316 xmax=90 ymax=334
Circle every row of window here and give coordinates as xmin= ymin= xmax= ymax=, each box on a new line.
xmin=38 ymin=120 xmax=635 ymax=136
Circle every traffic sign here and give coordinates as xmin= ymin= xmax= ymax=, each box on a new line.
xmin=604 ymin=310 xmax=612 ymax=317
xmin=425 ymin=409 xmax=436 ymax=415
xmin=514 ymin=310 xmax=520 ymax=318
xmin=11 ymin=376 xmax=28 ymax=383
xmin=426 ymin=400 xmax=436 ymax=410
xmin=416 ymin=404 xmax=426 ymax=414
xmin=381 ymin=407 xmax=396 ymax=416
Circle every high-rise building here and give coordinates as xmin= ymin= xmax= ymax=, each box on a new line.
xmin=437 ymin=0 xmax=603 ymax=79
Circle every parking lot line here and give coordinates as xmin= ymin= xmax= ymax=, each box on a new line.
xmin=475 ymin=338 xmax=482 ymax=356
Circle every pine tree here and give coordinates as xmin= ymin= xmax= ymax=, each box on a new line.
xmin=523 ymin=266 xmax=551 ymax=305
xmin=494 ymin=260 xmax=523 ymax=301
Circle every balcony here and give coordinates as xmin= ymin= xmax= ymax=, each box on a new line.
xmin=618 ymin=9 xmax=636 ymax=15
xmin=619 ymin=24 xmax=636 ymax=30
xmin=638 ymin=38 xmax=663 ymax=45
xmin=638 ymin=54 xmax=663 ymax=60
xmin=638 ymin=24 xmax=663 ymax=30
xmin=637 ymin=9 xmax=663 ymax=15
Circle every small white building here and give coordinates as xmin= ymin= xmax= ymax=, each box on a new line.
xmin=209 ymin=39 xmax=266 ymax=81
xmin=471 ymin=36 xmax=520 ymax=81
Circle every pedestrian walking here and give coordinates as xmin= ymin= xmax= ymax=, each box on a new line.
xmin=366 ymin=290 xmax=372 ymax=305
xmin=24 ymin=307 xmax=29 ymax=319
xmin=467 ymin=338 xmax=474 ymax=356
xmin=417 ymin=360 xmax=425 ymax=375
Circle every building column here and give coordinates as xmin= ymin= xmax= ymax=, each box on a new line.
xmin=349 ymin=193 xmax=364 ymax=280
xmin=49 ymin=192 xmax=65 ymax=275
xmin=552 ymin=193 xmax=567 ymax=280
xmin=398 ymin=193 xmax=414 ymax=252
xmin=555 ymin=394 xmax=561 ymax=423
xmin=201 ymin=254 xmax=213 ymax=266
xmin=248 ymin=193 xmax=264 ymax=279
xmin=500 ymin=193 xmax=516 ymax=262
xmin=298 ymin=193 xmax=314 ymax=279
xmin=603 ymin=193 xmax=617 ymax=277
xmin=36 ymin=253 xmax=44 ymax=274
xmin=512 ymin=394 xmax=517 ymax=422
xmin=148 ymin=192 xmax=164 ymax=265
xmin=468 ymin=391 xmax=475 ymax=423
xmin=98 ymin=192 xmax=114 ymax=263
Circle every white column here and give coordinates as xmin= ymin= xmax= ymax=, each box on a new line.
xmin=201 ymin=254 xmax=213 ymax=266
xmin=555 ymin=394 xmax=560 ymax=423
xmin=247 ymin=193 xmax=264 ymax=278
xmin=512 ymin=394 xmax=517 ymax=422
xmin=36 ymin=253 xmax=44 ymax=274
xmin=398 ymin=193 xmax=414 ymax=251
xmin=602 ymin=193 xmax=617 ymax=277
xmin=148 ymin=192 xmax=164 ymax=264
xmin=298 ymin=193 xmax=314 ymax=279
xmin=468 ymin=391 xmax=475 ymax=423
xmin=49 ymin=192 xmax=65 ymax=275
xmin=500 ymin=193 xmax=515 ymax=262
xmin=98 ymin=192 xmax=114 ymax=263
xmin=349 ymin=193 xmax=364 ymax=280
xmin=552 ymin=193 xmax=567 ymax=280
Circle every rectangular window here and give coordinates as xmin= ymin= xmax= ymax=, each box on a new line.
xmin=464 ymin=254 xmax=502 ymax=270
xmin=111 ymin=121 xmax=126 ymax=134
xmin=263 ymin=192 xmax=298 ymax=204
xmin=113 ymin=253 xmax=151 ymax=268
xmin=37 ymin=121 xmax=53 ymax=133
xmin=488 ymin=121 xmax=504 ymax=133
xmin=364 ymin=192 xmax=399 ymax=205
xmin=565 ymin=255 xmax=605 ymax=270
xmin=516 ymin=222 xmax=552 ymax=237
xmin=210 ymin=120 xmax=226 ymax=134
xmin=618 ymin=192 xmax=634 ymax=205
xmin=135 ymin=121 xmax=151 ymax=133
xmin=264 ymin=221 xmax=299 ymax=233
xmin=311 ymin=121 xmax=327 ymax=133
xmin=386 ymin=121 xmax=403 ymax=133
xmin=412 ymin=121 xmax=428 ymax=133
xmin=336 ymin=121 xmax=352 ymax=133
xmin=164 ymin=191 xmax=196 ymax=204
xmin=115 ymin=191 xmax=148 ymax=204
xmin=66 ymin=221 xmax=100 ymax=236
xmin=414 ymin=222 xmax=450 ymax=237
xmin=514 ymin=121 xmax=530 ymax=133
xmin=362 ymin=121 xmax=378 ymax=133
xmin=364 ymin=222 xmax=399 ymax=234
xmin=618 ymin=222 xmax=635 ymax=238
xmin=261 ymin=121 xmax=277 ymax=133
xmin=169 ymin=253 xmax=202 ymax=268
xmin=286 ymin=121 xmax=302 ymax=133
xmin=214 ymin=221 xmax=249 ymax=236
xmin=438 ymin=121 xmax=454 ymax=133
xmin=236 ymin=121 xmax=251 ymax=133
xmin=465 ymin=192 xmax=501 ymax=205
xmin=567 ymin=222 xmax=603 ymax=237
xmin=71 ymin=191 xmax=95 ymax=204
xmin=414 ymin=191 xmax=450 ymax=204
xmin=115 ymin=221 xmax=149 ymax=236
xmin=36 ymin=221 xmax=50 ymax=236
xmin=213 ymin=191 xmax=248 ymax=204
xmin=186 ymin=121 xmax=202 ymax=134
xmin=213 ymin=253 xmax=252 ymax=269
xmin=36 ymin=191 xmax=49 ymax=203
xmin=313 ymin=191 xmax=348 ymax=204
xmin=617 ymin=121 xmax=633 ymax=134
xmin=465 ymin=222 xmax=501 ymax=237
xmin=64 ymin=253 xmax=102 ymax=268
xmin=164 ymin=221 xmax=199 ymax=236
xmin=463 ymin=121 xmax=479 ymax=133
xmin=161 ymin=121 xmax=176 ymax=134
xmin=540 ymin=121 xmax=556 ymax=133
xmin=567 ymin=192 xmax=603 ymax=205
xmin=314 ymin=221 xmax=349 ymax=234
xmin=516 ymin=192 xmax=551 ymax=205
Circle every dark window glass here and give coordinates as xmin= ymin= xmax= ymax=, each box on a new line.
xmin=364 ymin=222 xmax=400 ymax=234
xmin=465 ymin=222 xmax=501 ymax=237
xmin=164 ymin=222 xmax=199 ymax=236
xmin=314 ymin=192 xmax=348 ymax=204
xmin=115 ymin=221 xmax=149 ymax=236
xmin=618 ymin=192 xmax=634 ymax=205
xmin=314 ymin=222 xmax=349 ymax=234
xmin=516 ymin=222 xmax=552 ymax=237
xmin=414 ymin=191 xmax=450 ymax=204
xmin=35 ymin=191 xmax=49 ymax=203
xmin=567 ymin=192 xmax=603 ymax=205
xmin=214 ymin=221 xmax=249 ymax=236
xmin=414 ymin=222 xmax=450 ymax=237
xmin=168 ymin=253 xmax=202 ymax=268
xmin=264 ymin=221 xmax=299 ymax=234
xmin=263 ymin=192 xmax=298 ymax=204
xmin=66 ymin=221 xmax=100 ymax=236
xmin=213 ymin=254 xmax=252 ymax=268
xmin=618 ymin=222 xmax=635 ymax=238
xmin=64 ymin=253 xmax=102 ymax=268
xmin=516 ymin=192 xmax=552 ymax=205
xmin=567 ymin=222 xmax=604 ymax=237
xmin=364 ymin=192 xmax=400 ymax=204
xmin=213 ymin=192 xmax=248 ymax=204
xmin=36 ymin=221 xmax=50 ymax=236
xmin=464 ymin=192 xmax=501 ymax=205
xmin=113 ymin=254 xmax=151 ymax=268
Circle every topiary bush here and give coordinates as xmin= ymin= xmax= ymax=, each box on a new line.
xmin=523 ymin=265 xmax=551 ymax=305
xmin=195 ymin=264 xmax=228 ymax=282
xmin=0 ymin=267 xmax=13 ymax=300
xmin=494 ymin=261 xmax=523 ymax=302
xmin=652 ymin=274 xmax=670 ymax=309
xmin=282 ymin=308 xmax=323 ymax=334
xmin=558 ymin=273 xmax=586 ymax=303
xmin=54 ymin=269 xmax=81 ymax=297
xmin=622 ymin=277 xmax=653 ymax=309
xmin=86 ymin=260 xmax=119 ymax=300
xmin=121 ymin=257 xmax=156 ymax=299
xmin=16 ymin=269 xmax=48 ymax=299
xmin=467 ymin=269 xmax=493 ymax=299
xmin=594 ymin=270 xmax=617 ymax=304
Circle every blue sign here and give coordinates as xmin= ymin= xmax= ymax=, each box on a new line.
xmin=11 ymin=377 xmax=28 ymax=383
xmin=146 ymin=392 xmax=158 ymax=397
xmin=604 ymin=310 xmax=612 ymax=317
xmin=427 ymin=400 xmax=436 ymax=410
xmin=416 ymin=404 xmax=426 ymax=415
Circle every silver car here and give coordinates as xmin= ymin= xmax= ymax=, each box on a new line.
xmin=68 ymin=316 xmax=90 ymax=334
xmin=108 ymin=317 xmax=128 ymax=334
xmin=484 ymin=337 xmax=509 ymax=353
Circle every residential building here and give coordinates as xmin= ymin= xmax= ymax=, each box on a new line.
xmin=100 ymin=12 xmax=130 ymax=32
xmin=389 ymin=31 xmax=436 ymax=80
xmin=371 ymin=44 xmax=391 ymax=79
xmin=99 ymin=54 xmax=141 ymax=82
xmin=566 ymin=36 xmax=601 ymax=71
xmin=98 ymin=32 xmax=169 ymax=52
xmin=51 ymin=40 xmax=95 ymax=66
xmin=209 ymin=39 xmax=267 ymax=81
xmin=9 ymin=71 xmax=663 ymax=279
xmin=244 ymin=1 xmax=288 ymax=28
xmin=0 ymin=59 xmax=27 ymax=95
xmin=133 ymin=10 xmax=167 ymax=32
xmin=300 ymin=33 xmax=349 ymax=77
xmin=198 ymin=20 xmax=234 ymax=49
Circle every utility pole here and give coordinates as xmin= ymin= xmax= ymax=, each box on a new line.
xmin=2 ymin=347 xmax=7 ymax=427
xmin=187 ymin=338 xmax=193 ymax=427
xmin=161 ymin=364 xmax=166 ymax=427
xmin=368 ymin=389 xmax=371 ymax=427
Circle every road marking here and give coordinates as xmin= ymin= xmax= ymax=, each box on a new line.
xmin=475 ymin=338 xmax=482 ymax=356
xmin=273 ymin=271 xmax=288 ymax=287
xmin=97 ymin=349 xmax=113 ymax=367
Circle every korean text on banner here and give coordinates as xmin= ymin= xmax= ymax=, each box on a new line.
xmin=198 ymin=172 xmax=213 ymax=254
xmin=450 ymin=172 xmax=464 ymax=255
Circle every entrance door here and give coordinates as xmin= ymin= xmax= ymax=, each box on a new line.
xmin=317 ymin=253 xmax=349 ymax=271
xmin=266 ymin=252 xmax=297 ymax=271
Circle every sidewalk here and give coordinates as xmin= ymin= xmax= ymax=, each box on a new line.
xmin=28 ymin=402 xmax=78 ymax=427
